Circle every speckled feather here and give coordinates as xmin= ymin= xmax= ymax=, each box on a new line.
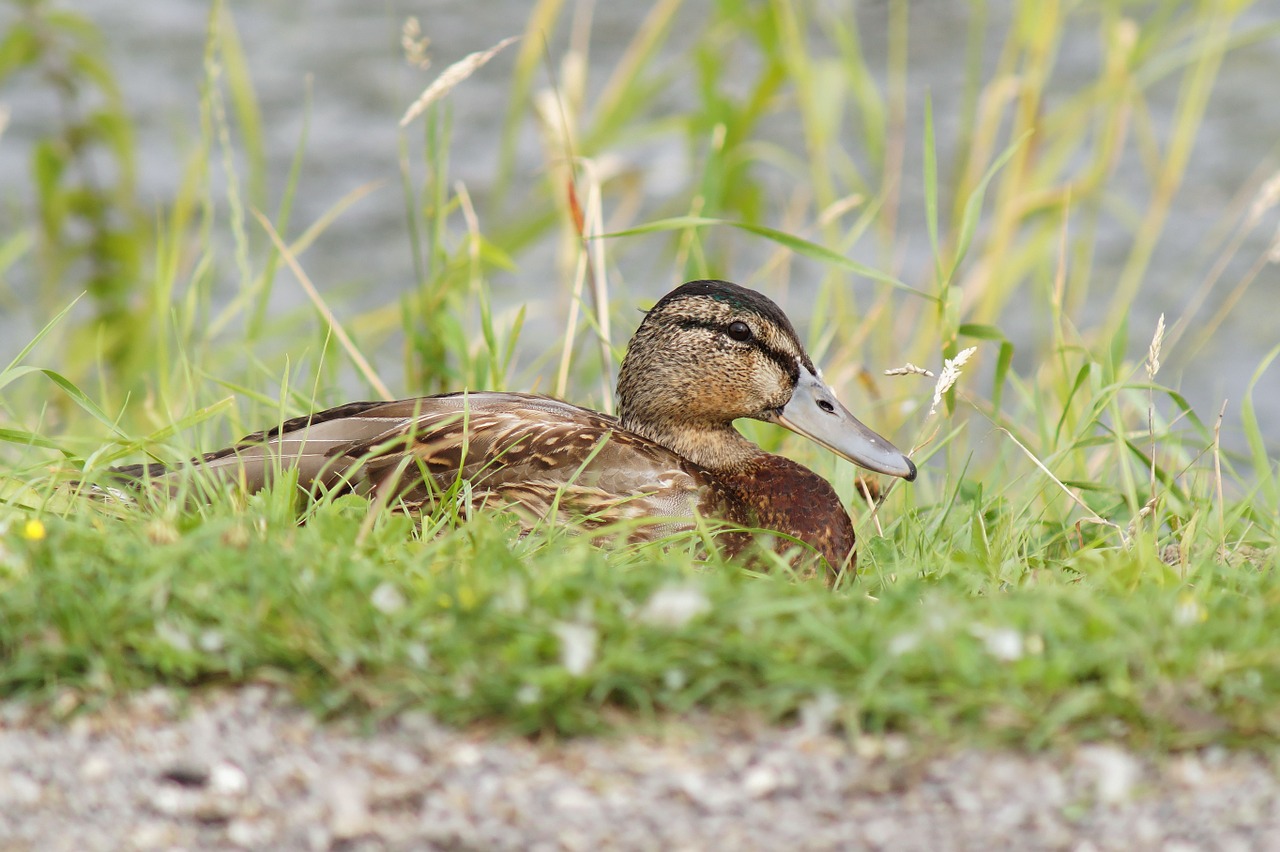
xmin=113 ymin=392 xmax=753 ymax=545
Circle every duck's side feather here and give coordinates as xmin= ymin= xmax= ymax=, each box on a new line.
xmin=115 ymin=392 xmax=743 ymax=541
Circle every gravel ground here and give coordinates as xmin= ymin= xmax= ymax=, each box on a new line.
xmin=1 ymin=686 xmax=1277 ymax=851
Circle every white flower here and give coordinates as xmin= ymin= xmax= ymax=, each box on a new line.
xmin=798 ymin=690 xmax=841 ymax=736
xmin=888 ymin=632 xmax=920 ymax=656
xmin=553 ymin=622 xmax=597 ymax=676
xmin=1173 ymin=594 xmax=1207 ymax=626
xmin=638 ymin=584 xmax=711 ymax=629
xmin=405 ymin=642 xmax=430 ymax=667
xmin=970 ymin=624 xmax=1023 ymax=661
xmin=155 ymin=621 xmax=192 ymax=653
xmin=198 ymin=629 xmax=225 ymax=653
xmin=370 ymin=581 xmax=406 ymax=614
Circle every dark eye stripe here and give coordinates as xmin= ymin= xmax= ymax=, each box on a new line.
xmin=673 ymin=318 xmax=800 ymax=381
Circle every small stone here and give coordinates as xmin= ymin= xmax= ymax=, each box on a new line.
xmin=948 ymin=785 xmax=983 ymax=813
xmin=193 ymin=794 xmax=237 ymax=824
xmin=677 ymin=771 xmax=737 ymax=812
xmin=854 ymin=735 xmax=885 ymax=760
xmin=863 ymin=817 xmax=898 ymax=845
xmin=227 ymin=817 xmax=276 ymax=847
xmin=211 ymin=761 xmax=249 ymax=796
xmin=149 ymin=786 xmax=190 ymax=816
xmin=132 ymin=686 xmax=178 ymax=720
xmin=0 ymin=772 xmax=42 ymax=806
xmin=0 ymin=700 xmax=33 ymax=726
xmin=328 ymin=779 xmax=372 ymax=840
xmin=79 ymin=753 xmax=113 ymax=782
xmin=130 ymin=821 xmax=178 ymax=850
xmin=1134 ymin=815 xmax=1162 ymax=843
xmin=797 ymin=690 xmax=841 ymax=736
xmin=1077 ymin=744 xmax=1141 ymax=804
xmin=742 ymin=765 xmax=780 ymax=798
xmin=450 ymin=743 xmax=483 ymax=767
xmin=882 ymin=735 xmax=910 ymax=760
xmin=1202 ymin=745 xmax=1228 ymax=768
xmin=551 ymin=786 xmax=594 ymax=811
xmin=1171 ymin=754 xmax=1207 ymax=787
xmin=161 ymin=761 xmax=210 ymax=788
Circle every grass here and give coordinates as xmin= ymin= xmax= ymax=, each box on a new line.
xmin=1 ymin=0 xmax=1278 ymax=747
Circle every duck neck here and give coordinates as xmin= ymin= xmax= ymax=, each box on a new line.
xmin=620 ymin=415 xmax=762 ymax=475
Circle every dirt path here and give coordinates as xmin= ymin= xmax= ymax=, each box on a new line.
xmin=1 ymin=686 xmax=1276 ymax=850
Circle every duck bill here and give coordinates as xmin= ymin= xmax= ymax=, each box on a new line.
xmin=769 ymin=366 xmax=917 ymax=480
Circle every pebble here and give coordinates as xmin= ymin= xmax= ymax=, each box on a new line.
xmin=78 ymin=754 xmax=113 ymax=782
xmin=0 ymin=687 xmax=1277 ymax=850
xmin=210 ymin=761 xmax=248 ymax=797
xmin=1077 ymin=743 xmax=1143 ymax=804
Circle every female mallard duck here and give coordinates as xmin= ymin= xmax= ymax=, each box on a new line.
xmin=111 ymin=280 xmax=916 ymax=574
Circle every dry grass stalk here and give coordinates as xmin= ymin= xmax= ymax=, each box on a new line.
xmin=884 ymin=363 xmax=934 ymax=378
xmin=1214 ymin=399 xmax=1227 ymax=551
xmin=1246 ymin=170 xmax=1280 ymax=227
xmin=816 ymin=194 xmax=865 ymax=227
xmin=1146 ymin=313 xmax=1165 ymax=505
xmin=1167 ymin=171 xmax=1279 ymax=353
xmin=554 ymin=159 xmax=614 ymax=413
xmin=1125 ymin=496 xmax=1158 ymax=540
xmin=454 ymin=181 xmax=482 ymax=274
xmin=400 ymin=36 xmax=520 ymax=128
xmin=1052 ymin=191 xmax=1071 ymax=322
xmin=582 ymin=161 xmax=614 ymax=413
xmin=857 ymin=476 xmax=884 ymax=538
xmin=998 ymin=426 xmax=1127 ymax=543
xmin=252 ymin=210 xmax=393 ymax=401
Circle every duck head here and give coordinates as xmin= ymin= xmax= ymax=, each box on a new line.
xmin=616 ymin=279 xmax=916 ymax=480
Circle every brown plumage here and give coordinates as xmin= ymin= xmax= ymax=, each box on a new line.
xmin=106 ymin=280 xmax=916 ymax=576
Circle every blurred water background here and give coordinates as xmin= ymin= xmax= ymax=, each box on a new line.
xmin=1 ymin=0 xmax=1277 ymax=454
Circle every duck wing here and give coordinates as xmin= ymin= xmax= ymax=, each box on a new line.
xmin=115 ymin=392 xmax=733 ymax=537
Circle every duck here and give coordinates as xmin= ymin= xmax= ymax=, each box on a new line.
xmin=106 ymin=280 xmax=916 ymax=575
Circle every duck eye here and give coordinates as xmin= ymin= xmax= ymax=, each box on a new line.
xmin=726 ymin=321 xmax=752 ymax=342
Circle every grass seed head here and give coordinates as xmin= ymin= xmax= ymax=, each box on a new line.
xmin=401 ymin=17 xmax=431 ymax=70
xmin=1146 ymin=313 xmax=1165 ymax=380
xmin=929 ymin=346 xmax=976 ymax=417
xmin=400 ymin=36 xmax=520 ymax=127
